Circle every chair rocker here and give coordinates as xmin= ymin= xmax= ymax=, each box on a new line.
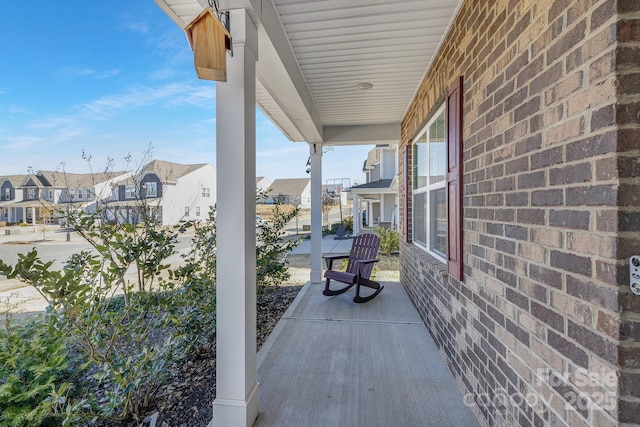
xmin=322 ymin=233 xmax=384 ymax=303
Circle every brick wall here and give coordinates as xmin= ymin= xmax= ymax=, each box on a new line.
xmin=399 ymin=0 xmax=639 ymax=426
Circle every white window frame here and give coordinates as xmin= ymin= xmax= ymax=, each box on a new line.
xmin=412 ymin=104 xmax=447 ymax=262
xmin=77 ymin=188 xmax=83 ymax=199
xmin=87 ymin=187 xmax=94 ymax=199
xmin=145 ymin=182 xmax=157 ymax=198
xmin=196 ymin=206 xmax=201 ymax=217
xmin=48 ymin=190 xmax=53 ymax=200
xmin=202 ymin=187 xmax=211 ymax=198
xmin=184 ymin=206 xmax=190 ymax=217
xmin=125 ymin=185 xmax=136 ymax=199
xmin=4 ymin=188 xmax=10 ymax=200
xmin=27 ymin=188 xmax=35 ymax=200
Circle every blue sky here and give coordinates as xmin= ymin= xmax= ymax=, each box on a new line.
xmin=0 ymin=1 xmax=370 ymax=185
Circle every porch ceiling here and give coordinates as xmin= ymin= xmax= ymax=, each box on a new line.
xmin=154 ymin=0 xmax=462 ymax=145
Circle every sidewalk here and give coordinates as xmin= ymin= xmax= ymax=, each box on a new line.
xmin=288 ymin=235 xmax=354 ymax=255
xmin=0 ymin=225 xmax=86 ymax=245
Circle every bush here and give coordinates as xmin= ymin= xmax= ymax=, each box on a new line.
xmin=0 ymin=198 xmax=299 ymax=423
xmin=343 ymin=216 xmax=353 ymax=234
xmin=256 ymin=204 xmax=301 ymax=294
xmin=0 ymin=299 xmax=78 ymax=427
xmin=375 ymin=227 xmax=400 ymax=255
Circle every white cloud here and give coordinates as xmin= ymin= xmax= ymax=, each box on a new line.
xmin=121 ymin=17 xmax=150 ymax=34
xmin=96 ymin=69 xmax=122 ymax=79
xmin=78 ymin=82 xmax=215 ymax=118
xmin=0 ymin=104 xmax=30 ymax=115
xmin=56 ymin=66 xmax=121 ymax=79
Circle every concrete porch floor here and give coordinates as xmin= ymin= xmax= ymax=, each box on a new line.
xmin=254 ymin=280 xmax=481 ymax=426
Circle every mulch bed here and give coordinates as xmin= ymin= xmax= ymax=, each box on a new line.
xmin=105 ymin=285 xmax=302 ymax=427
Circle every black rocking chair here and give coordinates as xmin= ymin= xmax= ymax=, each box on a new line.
xmin=322 ymin=233 xmax=384 ymax=303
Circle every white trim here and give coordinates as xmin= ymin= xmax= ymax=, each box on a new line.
xmin=412 ymin=104 xmax=447 ymax=261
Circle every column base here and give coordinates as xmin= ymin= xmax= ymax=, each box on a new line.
xmin=310 ymin=270 xmax=324 ymax=284
xmin=211 ymin=382 xmax=259 ymax=427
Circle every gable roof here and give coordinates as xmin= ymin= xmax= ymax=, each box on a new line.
xmin=268 ymin=178 xmax=311 ymax=196
xmin=22 ymin=171 xmax=129 ymax=189
xmin=0 ymin=174 xmax=27 ymax=187
xmin=141 ymin=159 xmax=209 ymax=183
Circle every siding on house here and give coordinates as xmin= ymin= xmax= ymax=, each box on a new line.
xmin=267 ymin=178 xmax=311 ymax=208
xmin=399 ymin=1 xmax=639 ymax=426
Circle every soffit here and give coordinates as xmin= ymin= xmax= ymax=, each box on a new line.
xmin=154 ymin=0 xmax=463 ymax=144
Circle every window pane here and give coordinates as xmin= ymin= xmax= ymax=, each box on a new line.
xmin=430 ymin=188 xmax=447 ymax=256
xmin=429 ymin=110 xmax=446 ymax=184
xmin=413 ymin=133 xmax=428 ymax=189
xmin=413 ymin=192 xmax=427 ymax=247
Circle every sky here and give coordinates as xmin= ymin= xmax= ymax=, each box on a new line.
xmin=0 ymin=1 xmax=371 ymax=185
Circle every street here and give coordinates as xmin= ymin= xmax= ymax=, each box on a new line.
xmin=283 ymin=206 xmax=351 ymax=235
xmin=0 ymin=206 xmax=350 ymax=312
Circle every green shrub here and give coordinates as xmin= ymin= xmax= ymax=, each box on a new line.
xmin=343 ymin=216 xmax=353 ymax=233
xmin=255 ymin=203 xmax=301 ymax=294
xmin=329 ymin=222 xmax=341 ymax=233
xmin=0 ymin=197 xmax=299 ymax=422
xmin=0 ymin=301 xmax=75 ymax=427
xmin=375 ymin=227 xmax=400 ymax=255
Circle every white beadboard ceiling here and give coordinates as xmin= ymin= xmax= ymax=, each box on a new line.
xmin=154 ymin=0 xmax=462 ymax=144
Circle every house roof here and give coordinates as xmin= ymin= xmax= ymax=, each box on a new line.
xmin=141 ymin=159 xmax=209 ymax=183
xmin=351 ymin=179 xmax=393 ymax=190
xmin=154 ymin=0 xmax=462 ymax=146
xmin=268 ymin=178 xmax=310 ymax=196
xmin=21 ymin=171 xmax=128 ymax=189
xmin=0 ymin=174 xmax=27 ymax=187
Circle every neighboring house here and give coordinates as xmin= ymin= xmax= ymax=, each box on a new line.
xmin=14 ymin=170 xmax=131 ymax=225
xmin=256 ymin=176 xmax=271 ymax=203
xmin=105 ymin=160 xmax=216 ymax=225
xmin=267 ymin=178 xmax=311 ymax=208
xmin=0 ymin=175 xmax=26 ymax=223
xmin=256 ymin=176 xmax=271 ymax=193
xmin=350 ymin=145 xmax=399 ymax=232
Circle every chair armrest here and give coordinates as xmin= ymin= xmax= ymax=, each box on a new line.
xmin=322 ymin=254 xmax=350 ymax=260
xmin=323 ymin=254 xmax=350 ymax=270
xmin=355 ymin=258 xmax=379 ymax=275
xmin=355 ymin=258 xmax=380 ymax=265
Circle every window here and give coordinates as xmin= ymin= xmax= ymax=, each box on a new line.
xmin=184 ymin=206 xmax=190 ymax=217
xmin=413 ymin=105 xmax=447 ymax=259
xmin=145 ymin=182 xmax=157 ymax=198
xmin=87 ymin=187 xmax=94 ymax=199
xmin=77 ymin=188 xmax=84 ymax=199
xmin=202 ymin=187 xmax=211 ymax=198
xmin=408 ymin=76 xmax=464 ymax=281
xmin=27 ymin=188 xmax=35 ymax=200
xmin=196 ymin=206 xmax=201 ymax=217
xmin=125 ymin=185 xmax=136 ymax=199
xmin=4 ymin=188 xmax=10 ymax=200
xmin=48 ymin=190 xmax=53 ymax=200
xmin=69 ymin=188 xmax=76 ymax=200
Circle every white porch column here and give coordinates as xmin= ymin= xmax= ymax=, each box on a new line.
xmin=212 ymin=8 xmax=259 ymax=427
xmin=309 ymin=143 xmax=323 ymax=284
xmin=353 ymin=193 xmax=360 ymax=235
